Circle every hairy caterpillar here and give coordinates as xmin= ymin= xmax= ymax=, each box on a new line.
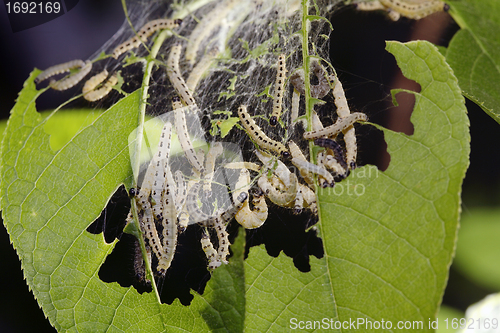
xmin=237 ymin=105 xmax=290 ymax=158
xmin=303 ymin=112 xmax=367 ymax=140
xmin=50 ymin=61 xmax=92 ymax=91
xmin=112 ymin=18 xmax=182 ymax=58
xmin=35 ymin=59 xmax=86 ymax=84
xmin=299 ymin=183 xmax=318 ymax=215
xmin=83 ymin=70 xmax=118 ymax=102
xmin=172 ymin=97 xmax=205 ymax=174
xmin=270 ymin=54 xmax=287 ymax=126
xmin=214 ymin=216 xmax=230 ymax=264
xmin=168 ymin=44 xmax=197 ymax=106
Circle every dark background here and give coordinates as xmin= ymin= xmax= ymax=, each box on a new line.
xmin=1 ymin=1 xmax=499 ymax=332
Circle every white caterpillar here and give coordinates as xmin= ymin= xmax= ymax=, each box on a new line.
xmin=50 ymin=61 xmax=92 ymax=91
xmin=270 ymin=54 xmax=287 ymax=126
xmin=233 ymin=168 xmax=268 ymax=229
xmin=168 ymin=44 xmax=197 ymax=106
xmin=303 ymin=112 xmax=367 ymax=140
xmin=35 ymin=59 xmax=86 ymax=84
xmin=82 ymin=70 xmax=118 ymax=102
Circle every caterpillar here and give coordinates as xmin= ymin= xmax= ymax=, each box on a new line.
xmin=314 ymin=138 xmax=348 ymax=170
xmin=233 ymin=169 xmax=268 ymax=229
xmin=132 ymin=234 xmax=152 ymax=288
xmin=214 ymin=216 xmax=230 ymax=264
xmin=157 ymin=180 xmax=178 ymax=275
xmin=291 ymin=88 xmax=301 ymax=126
xmin=299 ymin=183 xmax=318 ymax=215
xmin=303 ymin=112 xmax=367 ymax=140
xmin=332 ymin=77 xmax=363 ymax=169
xmin=356 ymin=0 xmax=448 ymax=21
xmin=237 ymin=105 xmax=290 ymax=159
xmin=290 ymin=157 xmax=335 ymax=188
xmin=35 ymin=59 xmax=86 ymax=84
xmin=168 ymin=44 xmax=197 ymax=106
xmin=288 ymin=141 xmax=315 ymax=187
xmin=255 ymin=150 xmax=291 ymax=188
xmin=185 ymin=0 xmax=238 ymax=65
xmin=82 ymin=72 xmax=118 ymax=102
xmin=172 ymin=97 xmax=205 ymax=174
xmin=270 ymin=54 xmax=287 ymax=126
xmin=186 ymin=48 xmax=218 ymax=91
xmin=150 ymin=122 xmax=173 ymax=220
xmin=50 ymin=61 xmax=92 ymax=91
xmin=186 ymin=182 xmax=247 ymax=228
xmin=318 ymin=152 xmax=347 ymax=178
xmin=224 ymin=161 xmax=261 ymax=172
xmin=112 ymin=18 xmax=182 ymax=58
xmin=289 ymin=60 xmax=331 ymax=99
xmin=200 ymin=229 xmax=221 ymax=270
xmin=203 ymin=142 xmax=223 ymax=196
xmin=257 ymin=173 xmax=298 ymax=206
xmin=293 ymin=184 xmax=304 ymax=215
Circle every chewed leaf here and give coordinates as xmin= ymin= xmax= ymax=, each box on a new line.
xmin=446 ymin=0 xmax=500 ymax=123
xmin=243 ymin=40 xmax=469 ymax=331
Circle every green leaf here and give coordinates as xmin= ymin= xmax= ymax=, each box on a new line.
xmin=446 ymin=0 xmax=500 ymax=123
xmin=43 ymin=109 xmax=102 ymax=151
xmin=454 ymin=208 xmax=500 ymax=290
xmin=219 ymin=117 xmax=240 ymax=138
xmin=279 ymin=40 xmax=467 ymax=331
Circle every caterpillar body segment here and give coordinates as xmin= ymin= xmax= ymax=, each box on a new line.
xmin=50 ymin=61 xmax=92 ymax=91
xmin=233 ymin=168 xmax=268 ymax=229
xmin=168 ymin=44 xmax=197 ymax=106
xmin=112 ymin=18 xmax=181 ymax=58
xmin=270 ymin=54 xmax=287 ymax=126
xmin=36 ymin=59 xmax=86 ymax=84
xmin=303 ymin=112 xmax=367 ymax=140
xmin=237 ymin=105 xmax=290 ymax=159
